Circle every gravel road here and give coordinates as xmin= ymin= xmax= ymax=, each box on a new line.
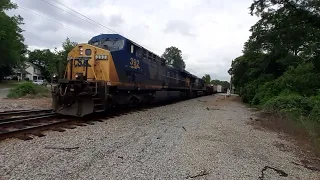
xmin=0 ymin=98 xmax=51 ymax=112
xmin=0 ymin=95 xmax=318 ymax=179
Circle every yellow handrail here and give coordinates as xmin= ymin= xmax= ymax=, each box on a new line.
xmin=64 ymin=65 xmax=68 ymax=79
xmin=91 ymin=66 xmax=97 ymax=80
xmin=98 ymin=62 xmax=107 ymax=81
xmin=91 ymin=64 xmax=98 ymax=96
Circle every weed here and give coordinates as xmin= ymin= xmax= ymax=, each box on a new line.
xmin=7 ymin=82 xmax=49 ymax=98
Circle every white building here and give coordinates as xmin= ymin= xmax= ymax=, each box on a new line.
xmin=15 ymin=62 xmax=43 ymax=81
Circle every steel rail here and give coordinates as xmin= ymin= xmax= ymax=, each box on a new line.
xmin=0 ymin=113 xmax=57 ymax=126
xmin=0 ymin=119 xmax=73 ymax=140
xmin=0 ymin=109 xmax=53 ymax=117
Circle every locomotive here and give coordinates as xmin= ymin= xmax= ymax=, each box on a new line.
xmin=51 ymin=34 xmax=213 ymax=117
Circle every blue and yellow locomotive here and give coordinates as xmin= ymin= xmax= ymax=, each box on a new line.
xmin=52 ymin=34 xmax=210 ymax=117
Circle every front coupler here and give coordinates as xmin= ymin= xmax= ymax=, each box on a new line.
xmin=51 ymin=80 xmax=95 ymax=117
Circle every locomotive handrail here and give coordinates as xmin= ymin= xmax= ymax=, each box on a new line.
xmin=93 ymin=82 xmax=98 ymax=96
xmin=63 ymin=65 xmax=68 ymax=79
xmin=91 ymin=65 xmax=98 ymax=96
xmin=164 ymin=76 xmax=186 ymax=82
xmin=59 ymin=84 xmax=69 ymax=97
xmin=91 ymin=65 xmax=97 ymax=80
xmin=98 ymin=62 xmax=107 ymax=81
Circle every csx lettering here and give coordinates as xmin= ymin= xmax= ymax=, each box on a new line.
xmin=74 ymin=59 xmax=91 ymax=67
xmin=130 ymin=58 xmax=140 ymax=69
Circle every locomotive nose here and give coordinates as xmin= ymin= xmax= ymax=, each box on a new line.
xmin=67 ymin=45 xmax=95 ymax=80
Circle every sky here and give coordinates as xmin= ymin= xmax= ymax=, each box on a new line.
xmin=8 ymin=0 xmax=259 ymax=81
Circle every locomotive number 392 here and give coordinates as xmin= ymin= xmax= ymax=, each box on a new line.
xmin=130 ymin=58 xmax=140 ymax=69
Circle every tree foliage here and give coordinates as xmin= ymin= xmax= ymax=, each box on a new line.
xmin=59 ymin=38 xmax=77 ymax=76
xmin=211 ymin=79 xmax=230 ymax=90
xmin=229 ymin=0 xmax=320 ymax=121
xmin=161 ymin=46 xmax=186 ymax=70
xmin=0 ymin=0 xmax=26 ymax=80
xmin=0 ymin=2 xmax=77 ymax=82
xmin=27 ymin=38 xmax=77 ymax=80
xmin=202 ymin=74 xmax=211 ymax=84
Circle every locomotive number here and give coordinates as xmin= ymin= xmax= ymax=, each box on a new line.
xmin=130 ymin=58 xmax=140 ymax=69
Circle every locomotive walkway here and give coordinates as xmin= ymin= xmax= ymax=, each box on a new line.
xmin=0 ymin=95 xmax=319 ymax=179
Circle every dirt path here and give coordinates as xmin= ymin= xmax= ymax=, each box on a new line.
xmin=0 ymin=95 xmax=318 ymax=179
xmin=0 ymin=88 xmax=9 ymax=99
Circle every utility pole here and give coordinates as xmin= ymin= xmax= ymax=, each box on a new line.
xmin=230 ymin=75 xmax=232 ymax=94
xmin=229 ymin=60 xmax=233 ymax=94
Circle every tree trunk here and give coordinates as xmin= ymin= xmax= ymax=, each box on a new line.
xmin=0 ymin=69 xmax=4 ymax=83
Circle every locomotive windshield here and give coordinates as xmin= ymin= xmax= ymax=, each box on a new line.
xmin=92 ymin=39 xmax=124 ymax=51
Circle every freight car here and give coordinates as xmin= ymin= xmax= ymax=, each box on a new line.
xmin=52 ymin=34 xmax=209 ymax=117
xmin=205 ymin=84 xmax=218 ymax=95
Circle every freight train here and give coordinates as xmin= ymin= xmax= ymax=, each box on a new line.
xmin=51 ymin=34 xmax=215 ymax=117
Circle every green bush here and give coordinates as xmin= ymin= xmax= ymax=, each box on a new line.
xmin=7 ymin=82 xmax=49 ymax=98
xmin=263 ymin=93 xmax=320 ymax=123
xmin=263 ymin=93 xmax=309 ymax=117
xmin=276 ymin=63 xmax=320 ymax=96
xmin=307 ymin=95 xmax=320 ymax=123
xmin=241 ymin=74 xmax=274 ymax=103
xmin=252 ymin=81 xmax=281 ymax=105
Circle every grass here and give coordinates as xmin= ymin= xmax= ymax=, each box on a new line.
xmin=0 ymin=80 xmax=24 ymax=89
xmin=7 ymin=81 xmax=50 ymax=98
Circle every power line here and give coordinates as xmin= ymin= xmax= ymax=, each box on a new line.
xmin=51 ymin=0 xmax=118 ymax=34
xmin=47 ymin=0 xmax=159 ymax=53
xmin=19 ymin=6 xmax=92 ymax=37
xmin=39 ymin=0 xmax=114 ymax=33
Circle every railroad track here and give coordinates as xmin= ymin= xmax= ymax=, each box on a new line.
xmin=0 ymin=109 xmax=74 ymax=140
xmin=0 ymin=98 xmax=189 ymax=141
xmin=0 ymin=109 xmax=53 ymax=119
xmin=0 ymin=108 xmax=109 ymax=141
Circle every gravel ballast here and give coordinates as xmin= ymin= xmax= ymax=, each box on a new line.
xmin=0 ymin=95 xmax=319 ymax=179
xmin=0 ymin=98 xmax=52 ymax=112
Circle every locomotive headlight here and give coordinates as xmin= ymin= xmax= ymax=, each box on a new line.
xmin=79 ymin=46 xmax=83 ymax=55
xmin=75 ymin=74 xmax=79 ymax=79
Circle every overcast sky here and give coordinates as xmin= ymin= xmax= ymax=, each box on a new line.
xmin=9 ymin=0 xmax=258 ymax=81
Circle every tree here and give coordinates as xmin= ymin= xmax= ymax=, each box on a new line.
xmin=211 ymin=79 xmax=230 ymax=91
xmin=202 ymin=74 xmax=211 ymax=84
xmin=27 ymin=38 xmax=78 ymax=80
xmin=58 ymin=38 xmax=77 ymax=77
xmin=229 ymin=0 xmax=320 ymax=103
xmin=0 ymin=0 xmax=26 ymax=81
xmin=28 ymin=49 xmax=55 ymax=81
xmin=161 ymin=46 xmax=186 ymax=70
